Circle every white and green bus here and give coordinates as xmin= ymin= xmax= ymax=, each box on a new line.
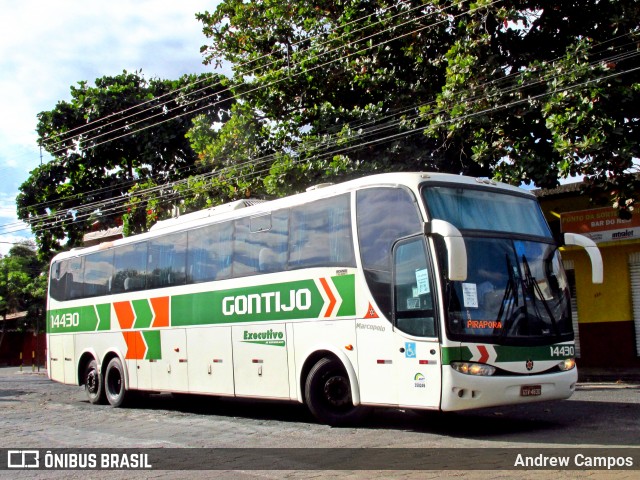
xmin=46 ymin=172 xmax=603 ymax=425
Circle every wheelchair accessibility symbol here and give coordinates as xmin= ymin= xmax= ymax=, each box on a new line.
xmin=404 ymin=342 xmax=416 ymax=358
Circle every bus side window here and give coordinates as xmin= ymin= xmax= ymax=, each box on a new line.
xmin=253 ymin=210 xmax=289 ymax=273
xmin=233 ymin=218 xmax=259 ymax=276
xmin=113 ymin=242 xmax=148 ymax=293
xmin=187 ymin=222 xmax=233 ymax=283
xmin=83 ymin=250 xmax=114 ymax=297
xmin=393 ymin=237 xmax=437 ymax=338
xmin=148 ymin=231 xmax=187 ymax=288
xmin=50 ymin=261 xmax=64 ymax=301
xmin=289 ymin=194 xmax=355 ymax=269
xmin=50 ymin=260 xmax=76 ymax=301
xmin=67 ymin=257 xmax=84 ymax=300
xmin=356 ymin=187 xmax=423 ymax=320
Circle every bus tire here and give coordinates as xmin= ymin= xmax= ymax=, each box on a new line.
xmin=84 ymin=358 xmax=106 ymax=405
xmin=304 ymin=357 xmax=365 ymax=426
xmin=104 ymin=357 xmax=127 ymax=407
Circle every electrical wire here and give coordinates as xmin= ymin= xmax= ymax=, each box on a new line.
xmin=24 ymin=0 xmax=498 ymax=214
xmin=18 ymin=35 xmax=639 ymax=228
xmin=10 ymin=47 xmax=640 ymax=235
xmin=27 ymin=0 xmax=471 ymax=217
xmin=40 ymin=0 xmax=454 ymax=154
xmin=9 ymin=58 xmax=639 ymax=237
xmin=7 ymin=3 xmax=639 ymax=235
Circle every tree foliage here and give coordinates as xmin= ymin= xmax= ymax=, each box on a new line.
xmin=16 ymin=2 xmax=640 ymax=258
xmin=196 ymin=0 xmax=465 ymax=195
xmin=0 ymin=242 xmax=47 ymax=352
xmin=423 ymin=0 xmax=640 ymax=214
xmin=17 ymin=71 xmax=234 ymax=257
xmin=195 ymin=0 xmax=640 ymax=209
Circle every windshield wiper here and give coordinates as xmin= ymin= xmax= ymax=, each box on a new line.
xmin=497 ymin=255 xmax=518 ymax=336
xmin=521 ymin=255 xmax=560 ymax=336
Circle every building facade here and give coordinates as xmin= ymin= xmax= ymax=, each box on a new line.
xmin=536 ymin=183 xmax=640 ymax=372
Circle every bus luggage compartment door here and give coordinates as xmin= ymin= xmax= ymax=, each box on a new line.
xmin=232 ymin=324 xmax=290 ymax=399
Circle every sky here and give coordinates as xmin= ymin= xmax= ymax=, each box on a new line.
xmin=0 ymin=0 xmax=225 ymax=256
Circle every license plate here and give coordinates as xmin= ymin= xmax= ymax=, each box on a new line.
xmin=521 ymin=385 xmax=542 ymax=397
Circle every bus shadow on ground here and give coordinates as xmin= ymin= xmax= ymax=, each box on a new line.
xmin=116 ymin=393 xmax=640 ymax=446
xmin=127 ymin=392 xmax=316 ymax=424
xmin=366 ymin=400 xmax=640 ymax=446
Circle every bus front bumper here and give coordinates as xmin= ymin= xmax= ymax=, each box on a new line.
xmin=440 ymin=366 xmax=578 ymax=412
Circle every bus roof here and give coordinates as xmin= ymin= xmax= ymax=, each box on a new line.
xmin=50 ymin=172 xmax=532 ymax=262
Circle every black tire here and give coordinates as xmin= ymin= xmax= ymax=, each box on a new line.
xmin=104 ymin=357 xmax=127 ymax=407
xmin=84 ymin=358 xmax=106 ymax=405
xmin=304 ymin=357 xmax=366 ymax=426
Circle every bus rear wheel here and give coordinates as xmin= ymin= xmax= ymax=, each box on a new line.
xmin=304 ymin=357 xmax=365 ymax=426
xmin=84 ymin=359 xmax=106 ymax=405
xmin=104 ymin=357 xmax=127 ymax=407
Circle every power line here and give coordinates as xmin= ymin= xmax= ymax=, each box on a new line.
xmin=13 ymin=44 xmax=640 ymax=235
xmin=22 ymin=0 xmax=490 ymax=215
xmin=39 ymin=0 xmax=443 ymax=154
xmin=42 ymin=0 xmax=479 ymax=156
xmin=19 ymin=34 xmax=639 ymax=228
xmin=10 ymin=5 xmax=639 ymax=234
xmin=26 ymin=0 xmax=467 ymax=217
xmin=11 ymin=58 xmax=639 ymax=237
xmin=47 ymin=0 xmax=501 ymax=153
xmin=41 ymin=0 xmax=420 ymax=150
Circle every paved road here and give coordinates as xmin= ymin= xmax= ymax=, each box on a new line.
xmin=1 ymin=367 xmax=639 ymax=479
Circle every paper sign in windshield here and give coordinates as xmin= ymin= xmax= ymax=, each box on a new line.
xmin=415 ymin=269 xmax=430 ymax=295
xmin=462 ymin=283 xmax=478 ymax=308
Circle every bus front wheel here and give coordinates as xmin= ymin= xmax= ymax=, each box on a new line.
xmin=304 ymin=357 xmax=365 ymax=426
xmin=104 ymin=357 xmax=127 ymax=407
xmin=84 ymin=358 xmax=106 ymax=405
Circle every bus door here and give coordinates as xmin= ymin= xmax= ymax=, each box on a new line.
xmin=392 ymin=236 xmax=442 ymax=409
xmin=48 ymin=333 xmax=75 ymax=384
xmin=356 ymin=236 xmax=441 ymax=408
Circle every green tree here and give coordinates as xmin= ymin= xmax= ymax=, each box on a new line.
xmin=196 ymin=0 xmax=460 ymax=196
xmin=195 ymin=0 xmax=639 ymax=208
xmin=0 ymin=242 xmax=46 ymax=354
xmin=424 ymin=0 xmax=640 ymax=214
xmin=17 ymin=71 xmax=234 ymax=256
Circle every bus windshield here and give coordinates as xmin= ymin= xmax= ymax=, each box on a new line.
xmin=422 ymin=185 xmax=572 ymax=344
xmin=423 ymin=185 xmax=551 ymax=237
xmin=443 ymin=237 xmax=572 ymax=343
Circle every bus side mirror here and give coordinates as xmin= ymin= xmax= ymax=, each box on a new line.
xmin=424 ymin=220 xmax=467 ymax=281
xmin=563 ymin=233 xmax=604 ymax=284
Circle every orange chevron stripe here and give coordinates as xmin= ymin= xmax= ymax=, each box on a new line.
xmin=319 ymin=278 xmax=337 ymax=318
xmin=113 ymin=301 xmax=135 ymax=330
xmin=150 ymin=296 xmax=170 ymax=328
xmin=123 ymin=331 xmax=146 ymax=360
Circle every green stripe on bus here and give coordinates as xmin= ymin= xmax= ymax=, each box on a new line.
xmin=333 ymin=274 xmax=356 ymax=317
xmin=171 ymin=275 xmax=355 ymax=326
xmin=494 ymin=344 xmax=575 ymax=361
xmin=142 ymin=330 xmax=161 ymax=360
xmin=48 ymin=304 xmax=110 ymax=333
xmin=441 ymin=346 xmax=463 ymax=365
xmin=441 ymin=343 xmax=575 ymax=364
xmin=48 ymin=275 xmax=356 ymax=332
xmin=95 ymin=303 xmax=111 ymax=331
xmin=132 ymin=299 xmax=153 ymax=329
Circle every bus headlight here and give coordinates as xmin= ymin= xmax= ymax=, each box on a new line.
xmin=557 ymin=358 xmax=576 ymax=371
xmin=451 ymin=362 xmax=496 ymax=376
